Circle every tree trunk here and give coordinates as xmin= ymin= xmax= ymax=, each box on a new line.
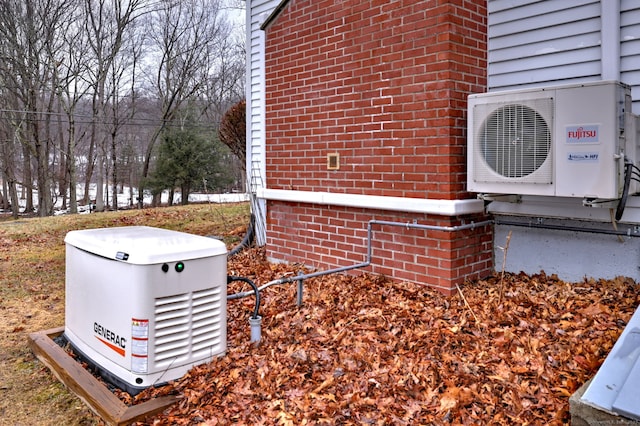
xmin=0 ymin=179 xmax=6 ymax=210
xmin=7 ymin=178 xmax=19 ymax=218
xmin=95 ymin=156 xmax=104 ymax=211
xmin=67 ymin=120 xmax=78 ymax=214
xmin=181 ymin=183 xmax=189 ymax=205
xmin=111 ymin=130 xmax=118 ymax=210
xmin=21 ymin=142 xmax=34 ymax=213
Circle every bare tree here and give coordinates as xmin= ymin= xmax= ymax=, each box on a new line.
xmin=0 ymin=0 xmax=245 ymax=216
xmin=0 ymin=119 xmax=21 ymax=217
xmin=139 ymin=0 xmax=232 ymax=205
xmin=53 ymin=10 xmax=92 ymax=213
xmin=0 ymin=0 xmax=77 ymax=216
xmin=103 ymin=26 xmax=144 ymax=210
xmin=203 ymin=32 xmax=245 ymax=123
xmin=82 ymin=0 xmax=146 ymax=211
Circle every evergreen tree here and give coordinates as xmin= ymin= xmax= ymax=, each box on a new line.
xmin=150 ymin=124 xmax=232 ymax=205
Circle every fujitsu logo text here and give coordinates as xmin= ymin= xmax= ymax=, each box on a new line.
xmin=567 ymin=127 xmax=597 ymax=140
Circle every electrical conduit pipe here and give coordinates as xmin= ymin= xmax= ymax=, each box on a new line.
xmin=227 ymin=218 xmax=493 ymax=300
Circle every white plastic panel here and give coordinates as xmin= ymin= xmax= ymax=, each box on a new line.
xmin=64 ymin=226 xmax=227 ymax=264
xmin=581 ymin=306 xmax=640 ymax=419
xmin=612 ymin=350 xmax=640 ymax=420
xmin=554 ymin=81 xmax=627 ymax=198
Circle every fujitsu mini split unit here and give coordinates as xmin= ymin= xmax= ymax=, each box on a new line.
xmin=467 ymin=80 xmax=638 ymax=199
xmin=64 ymin=226 xmax=227 ymax=394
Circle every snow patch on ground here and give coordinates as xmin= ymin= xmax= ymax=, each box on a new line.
xmin=2 ymin=184 xmax=249 ymax=216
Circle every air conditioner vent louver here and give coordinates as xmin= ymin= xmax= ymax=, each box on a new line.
xmin=473 ymin=97 xmax=553 ymax=185
xmin=480 ymin=103 xmax=552 ymax=178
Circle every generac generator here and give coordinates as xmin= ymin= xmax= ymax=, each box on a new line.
xmin=64 ymin=226 xmax=227 ymax=394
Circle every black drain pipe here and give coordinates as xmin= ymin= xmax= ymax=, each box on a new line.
xmin=228 ymin=214 xmax=256 ymax=257
xmin=227 ymin=275 xmax=261 ymax=319
xmin=227 ymin=275 xmax=262 ymax=343
xmin=616 ymin=162 xmax=634 ymax=221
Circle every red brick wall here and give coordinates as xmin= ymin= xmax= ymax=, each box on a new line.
xmin=263 ymin=0 xmax=490 ymax=293
xmin=267 ymin=203 xmax=493 ymax=294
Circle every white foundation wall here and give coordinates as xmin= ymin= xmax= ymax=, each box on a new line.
xmin=494 ymin=219 xmax=640 ymax=282
xmin=490 ymin=196 xmax=640 ymax=282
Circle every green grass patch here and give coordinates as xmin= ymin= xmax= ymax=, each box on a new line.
xmin=0 ymin=202 xmax=250 ymax=425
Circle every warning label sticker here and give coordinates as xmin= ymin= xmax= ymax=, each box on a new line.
xmin=131 ymin=318 xmax=149 ymax=373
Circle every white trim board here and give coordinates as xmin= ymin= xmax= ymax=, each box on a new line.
xmin=257 ymin=188 xmax=485 ymax=216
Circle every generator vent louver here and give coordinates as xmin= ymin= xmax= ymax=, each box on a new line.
xmin=473 ymin=97 xmax=553 ymax=185
xmin=154 ymin=287 xmax=225 ymax=368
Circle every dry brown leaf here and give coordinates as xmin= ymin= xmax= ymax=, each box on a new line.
xmin=127 ymin=251 xmax=640 ymax=425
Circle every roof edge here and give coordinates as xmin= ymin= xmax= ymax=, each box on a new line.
xmin=260 ymin=0 xmax=291 ymax=30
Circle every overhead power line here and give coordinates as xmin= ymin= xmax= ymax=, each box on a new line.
xmin=0 ymin=107 xmax=224 ymax=130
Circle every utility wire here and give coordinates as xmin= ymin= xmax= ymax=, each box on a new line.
xmin=0 ymin=108 xmax=222 ymax=130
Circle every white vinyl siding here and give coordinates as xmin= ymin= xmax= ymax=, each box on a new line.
xmin=247 ymin=0 xmax=278 ymax=192
xmin=488 ymin=0 xmax=602 ymax=91
xmin=246 ymin=0 xmax=279 ymax=246
xmin=621 ymin=1 xmax=640 ymax=111
xmin=489 ymin=0 xmax=640 ymax=114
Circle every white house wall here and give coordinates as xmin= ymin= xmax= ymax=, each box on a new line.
xmin=246 ymin=0 xmax=279 ymax=246
xmin=622 ymin=0 xmax=640 ymax=112
xmin=488 ymin=0 xmax=602 ymax=91
xmin=488 ymin=0 xmax=640 ymax=282
xmin=489 ymin=0 xmax=640 ymax=112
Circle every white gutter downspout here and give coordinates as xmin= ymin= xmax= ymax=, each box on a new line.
xmin=257 ymin=188 xmax=485 ymax=216
xmin=601 ymin=1 xmax=621 ymax=81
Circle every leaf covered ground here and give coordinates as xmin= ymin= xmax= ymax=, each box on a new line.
xmin=130 ymin=248 xmax=640 ymax=425
xmin=1 ymin=203 xmax=637 ymax=425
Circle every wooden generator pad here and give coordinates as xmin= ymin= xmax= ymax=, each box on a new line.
xmin=28 ymin=327 xmax=179 ymax=425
